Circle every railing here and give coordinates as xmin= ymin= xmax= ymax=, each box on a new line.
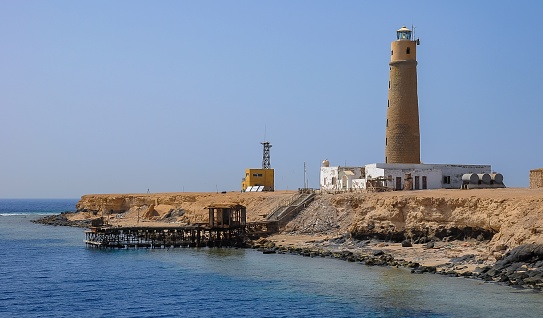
xmin=267 ymin=193 xmax=302 ymax=220
xmin=267 ymin=193 xmax=316 ymax=225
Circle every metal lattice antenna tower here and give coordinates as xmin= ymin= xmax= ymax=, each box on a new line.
xmin=261 ymin=141 xmax=272 ymax=169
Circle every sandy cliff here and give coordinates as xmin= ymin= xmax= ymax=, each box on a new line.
xmin=286 ymin=189 xmax=543 ymax=249
xmin=73 ymin=191 xmax=295 ymax=225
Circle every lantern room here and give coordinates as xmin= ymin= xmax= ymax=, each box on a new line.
xmin=396 ymin=26 xmax=412 ymax=40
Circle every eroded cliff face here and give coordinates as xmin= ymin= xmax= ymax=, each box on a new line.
xmin=326 ymin=189 xmax=543 ymax=249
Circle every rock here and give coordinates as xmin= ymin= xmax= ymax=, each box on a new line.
xmin=473 ymin=266 xmax=491 ymax=274
xmin=425 ymin=241 xmax=435 ymax=249
xmin=407 ymin=262 xmax=420 ymax=268
xmin=412 ymin=265 xmax=437 ymax=274
xmin=401 ymin=240 xmax=412 ymax=247
xmin=450 ymin=254 xmax=475 ymax=264
xmin=32 ymin=212 xmax=90 ymax=227
xmin=502 ymin=244 xmax=543 ymax=264
xmin=493 ymin=244 xmax=508 ymax=252
xmin=493 ymin=252 xmax=504 ymax=261
xmin=373 ymin=250 xmax=384 ymax=256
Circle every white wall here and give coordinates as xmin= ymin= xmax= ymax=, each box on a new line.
xmin=323 ymin=163 xmax=492 ymax=191
xmin=320 ymin=166 xmax=365 ymax=191
xmin=338 ymin=167 xmax=364 ymax=189
xmin=369 ymin=164 xmax=441 ymax=190
xmin=320 ymin=166 xmax=339 ymax=191
xmin=365 ymin=163 xmax=491 ymax=190
xmin=436 ymin=164 xmax=491 ymax=189
xmin=352 ymin=179 xmax=367 ymax=190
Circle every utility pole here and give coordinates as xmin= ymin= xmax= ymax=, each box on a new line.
xmin=304 ymin=162 xmax=307 ymax=189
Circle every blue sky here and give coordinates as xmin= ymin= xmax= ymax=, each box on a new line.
xmin=1 ymin=1 xmax=542 ymax=198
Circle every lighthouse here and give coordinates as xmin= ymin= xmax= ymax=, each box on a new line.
xmin=385 ymin=26 xmax=420 ymax=164
xmin=321 ymin=25 xmax=499 ymax=192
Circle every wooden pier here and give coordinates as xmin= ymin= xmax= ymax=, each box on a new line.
xmin=85 ymin=203 xmax=277 ymax=248
xmin=85 ymin=224 xmax=246 ymax=248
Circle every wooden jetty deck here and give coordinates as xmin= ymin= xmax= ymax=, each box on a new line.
xmin=85 ymin=203 xmax=279 ymax=249
xmin=85 ymin=224 xmax=246 ymax=248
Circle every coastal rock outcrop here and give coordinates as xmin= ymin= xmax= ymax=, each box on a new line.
xmin=285 ymin=189 xmax=543 ymax=251
xmin=474 ymin=244 xmax=543 ymax=289
xmin=32 ymin=212 xmax=90 ymax=227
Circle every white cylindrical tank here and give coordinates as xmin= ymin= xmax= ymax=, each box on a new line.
xmin=462 ymin=173 xmax=479 ymax=184
xmin=322 ymin=159 xmax=330 ymax=167
xmin=491 ymin=173 xmax=504 ymax=184
xmin=478 ymin=173 xmax=491 ymax=185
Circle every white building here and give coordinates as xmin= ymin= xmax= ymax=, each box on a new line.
xmin=320 ymin=160 xmax=365 ymax=191
xmin=320 ymin=161 xmax=496 ymax=191
xmin=365 ymin=163 xmax=491 ymax=190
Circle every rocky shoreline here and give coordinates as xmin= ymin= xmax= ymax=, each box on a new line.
xmin=250 ymin=237 xmax=543 ymax=291
xmin=33 ymin=212 xmax=543 ymax=291
xmin=32 ymin=212 xmax=91 ymax=228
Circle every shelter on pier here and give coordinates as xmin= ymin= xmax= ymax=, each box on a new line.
xmin=207 ymin=204 xmax=246 ymax=229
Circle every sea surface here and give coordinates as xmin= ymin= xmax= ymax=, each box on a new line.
xmin=1 ymin=199 xmax=543 ymax=318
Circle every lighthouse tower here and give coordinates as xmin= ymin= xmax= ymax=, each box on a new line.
xmin=385 ymin=26 xmax=420 ymax=164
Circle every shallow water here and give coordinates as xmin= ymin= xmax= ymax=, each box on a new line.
xmin=1 ymin=200 xmax=542 ymax=317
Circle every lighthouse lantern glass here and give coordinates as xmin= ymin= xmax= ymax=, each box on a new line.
xmin=397 ymin=30 xmax=411 ymax=40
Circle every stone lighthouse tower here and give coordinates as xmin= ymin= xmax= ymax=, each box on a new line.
xmin=385 ymin=26 xmax=420 ymax=164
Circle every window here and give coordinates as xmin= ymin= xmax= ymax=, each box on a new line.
xmin=443 ymin=176 xmax=451 ymax=184
xmin=386 ymin=119 xmax=388 ymax=127
xmin=252 ymin=173 xmax=263 ymax=177
xmin=387 ymin=100 xmax=389 ymax=107
xmin=388 ymin=81 xmax=390 ymax=89
xmin=406 ymin=47 xmax=410 ymax=54
xmin=391 ymin=50 xmax=393 ymax=56
xmin=385 ymin=138 xmax=387 ymax=145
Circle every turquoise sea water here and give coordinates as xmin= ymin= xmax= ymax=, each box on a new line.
xmin=1 ymin=199 xmax=543 ymax=317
